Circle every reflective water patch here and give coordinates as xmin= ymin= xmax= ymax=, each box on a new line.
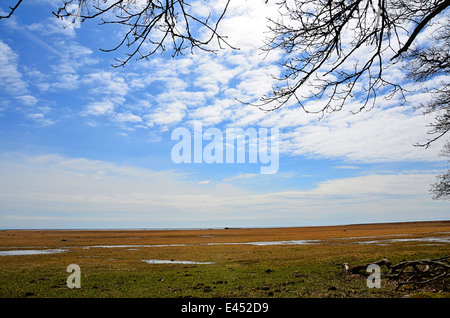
xmin=84 ymin=244 xmax=189 ymax=249
xmin=142 ymin=259 xmax=214 ymax=265
xmin=0 ymin=248 xmax=67 ymax=256
xmin=206 ymin=239 xmax=319 ymax=246
xmin=354 ymin=236 xmax=450 ymax=245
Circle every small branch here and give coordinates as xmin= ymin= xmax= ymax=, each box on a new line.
xmin=391 ymin=0 xmax=450 ymax=60
xmin=344 ymin=255 xmax=450 ymax=290
xmin=346 ymin=259 xmax=392 ymax=274
xmin=0 ymin=0 xmax=22 ymax=19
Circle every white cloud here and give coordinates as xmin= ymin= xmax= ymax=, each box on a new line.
xmin=15 ymin=95 xmax=38 ymax=106
xmin=213 ymin=0 xmax=280 ymax=52
xmin=278 ymin=102 xmax=447 ymax=163
xmin=223 ymin=173 xmax=259 ymax=182
xmin=191 ymin=99 xmax=234 ymax=126
xmin=83 ymin=99 xmax=115 ymax=116
xmin=83 ymin=71 xmax=129 ymax=97
xmin=114 ymin=112 xmax=143 ymax=123
xmin=145 ymin=100 xmax=187 ymax=127
xmin=193 ymin=56 xmax=239 ymax=96
xmin=311 ymin=173 xmax=436 ymax=196
xmin=27 ymin=17 xmax=77 ymax=38
xmin=0 ymin=153 xmax=246 ymax=227
xmin=0 ymin=40 xmax=48 ymax=123
xmin=333 ymin=165 xmax=361 ymax=170
xmin=26 ymin=112 xmax=54 ymax=126
xmin=1 ymin=152 xmax=447 ymax=228
xmin=48 ymin=72 xmax=80 ymax=91
xmin=29 ymin=40 xmax=97 ymax=92
xmin=122 ymin=0 xmax=282 ymax=131
xmin=0 ymin=40 xmax=28 ymax=95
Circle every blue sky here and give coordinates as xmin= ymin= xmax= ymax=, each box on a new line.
xmin=0 ymin=0 xmax=448 ymax=229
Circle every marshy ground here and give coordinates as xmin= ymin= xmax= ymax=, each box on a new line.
xmin=0 ymin=221 xmax=449 ymax=298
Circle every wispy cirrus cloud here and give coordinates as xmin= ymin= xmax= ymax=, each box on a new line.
xmin=0 ymin=40 xmax=28 ymax=95
xmin=0 ymin=40 xmax=52 ymax=126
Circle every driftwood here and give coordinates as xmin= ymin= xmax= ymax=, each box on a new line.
xmin=343 ymin=255 xmax=450 ymax=290
xmin=343 ymin=259 xmax=392 ymax=275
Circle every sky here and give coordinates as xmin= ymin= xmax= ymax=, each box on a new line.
xmin=0 ymin=0 xmax=448 ymax=229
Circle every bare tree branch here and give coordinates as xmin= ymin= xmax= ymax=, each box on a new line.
xmin=345 ymin=255 xmax=450 ymax=290
xmin=51 ymin=0 xmax=236 ymax=67
xmin=392 ymin=0 xmax=450 ymax=60
xmin=249 ymin=0 xmax=449 ymax=117
xmin=0 ymin=0 xmax=22 ymax=19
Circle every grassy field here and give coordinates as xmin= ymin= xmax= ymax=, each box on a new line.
xmin=0 ymin=221 xmax=449 ymax=298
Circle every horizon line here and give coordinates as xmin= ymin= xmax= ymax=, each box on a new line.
xmin=1 ymin=219 xmax=449 ymax=231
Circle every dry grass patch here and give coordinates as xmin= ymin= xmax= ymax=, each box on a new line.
xmin=1 ymin=221 xmax=449 ymax=298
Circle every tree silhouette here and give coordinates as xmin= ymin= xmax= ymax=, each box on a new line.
xmin=406 ymin=22 xmax=449 ymax=199
xmin=257 ymin=0 xmax=449 ymax=199
xmin=257 ymin=0 xmax=449 ymax=113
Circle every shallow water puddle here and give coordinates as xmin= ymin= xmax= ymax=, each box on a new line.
xmin=142 ymin=259 xmax=214 ymax=265
xmin=1 ymin=235 xmax=447 ymax=257
xmin=227 ymin=240 xmax=320 ymax=246
xmin=84 ymin=240 xmax=319 ymax=249
xmin=0 ymin=248 xmax=67 ymax=256
xmin=84 ymin=244 xmax=189 ymax=249
xmin=353 ymin=236 xmax=450 ymax=245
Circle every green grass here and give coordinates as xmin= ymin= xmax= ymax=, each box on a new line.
xmin=0 ymin=248 xmax=446 ymax=298
xmin=1 ymin=225 xmax=449 ymax=298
